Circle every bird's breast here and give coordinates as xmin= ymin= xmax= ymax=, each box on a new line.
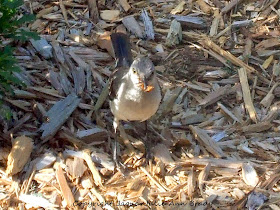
xmin=110 ymin=81 xmax=161 ymax=122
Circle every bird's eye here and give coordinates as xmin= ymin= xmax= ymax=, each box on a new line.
xmin=132 ymin=68 xmax=137 ymax=74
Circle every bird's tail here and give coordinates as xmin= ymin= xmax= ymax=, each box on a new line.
xmin=111 ymin=33 xmax=133 ymax=67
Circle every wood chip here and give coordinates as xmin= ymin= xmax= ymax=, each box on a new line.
xmin=141 ymin=9 xmax=155 ymax=40
xmin=197 ymin=0 xmax=212 ymax=14
xmin=198 ymin=163 xmax=211 ymax=195
xmin=83 ymin=150 xmax=103 ymax=187
xmin=166 ymin=19 xmax=182 ymax=46
xmin=122 ymin=15 xmax=145 ymax=38
xmin=243 ymin=38 xmax=253 ymax=63
xmin=66 ymin=157 xmax=87 ymax=179
xmin=218 ymin=102 xmax=241 ymax=123
xmin=140 ymin=167 xmax=167 ymax=192
xmin=35 ymin=152 xmax=56 ymax=170
xmin=200 ymin=38 xmax=268 ymax=83
xmin=55 ymin=165 xmax=75 ymax=207
xmin=209 ymin=9 xmax=220 ymax=37
xmin=182 ymin=114 xmax=206 ymax=125
xmin=260 ymin=82 xmax=278 ymax=108
xmin=221 ymin=0 xmax=243 ymax=14
xmin=200 ymin=85 xmax=232 ymax=107
xmin=100 ymin=10 xmax=120 ymax=21
xmin=232 ymin=19 xmax=253 ymax=28
xmin=97 ymin=31 xmax=114 ymax=56
xmin=246 ymin=192 xmax=267 ymax=210
xmin=238 ymin=68 xmax=257 ymax=122
xmin=119 ymin=0 xmax=131 ymax=12
xmin=76 ymin=127 xmax=107 ymax=143
xmin=190 ymin=126 xmax=225 ymax=158
xmin=40 ymin=93 xmax=81 ymax=141
xmin=19 ymin=194 xmax=58 ymax=208
xmin=170 ymin=1 xmax=185 ymax=15
xmin=6 ymin=136 xmax=33 ymax=176
xmin=159 ymin=87 xmax=182 ymax=115
xmin=260 ymin=166 xmax=280 ymax=190
xmin=173 ymin=15 xmax=206 ymax=29
xmin=59 ymin=0 xmax=69 ymax=26
xmin=241 ymin=122 xmax=272 ymax=133
xmin=88 ymin=0 xmax=99 ymax=23
xmin=187 ymin=166 xmax=196 ymax=199
xmin=36 ymin=7 xmax=55 ymax=18
xmin=30 ymin=38 xmax=53 ymax=59
xmin=153 ymin=144 xmax=174 ymax=164
xmin=242 ymin=163 xmax=259 ymax=187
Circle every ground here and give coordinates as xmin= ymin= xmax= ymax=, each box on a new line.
xmin=0 ymin=0 xmax=280 ymax=209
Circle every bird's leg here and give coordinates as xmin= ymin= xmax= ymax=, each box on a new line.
xmin=113 ymin=119 xmax=125 ymax=171
xmin=144 ymin=121 xmax=152 ymax=161
xmin=113 ymin=128 xmax=119 ymax=168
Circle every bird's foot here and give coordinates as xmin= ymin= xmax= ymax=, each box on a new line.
xmin=113 ymin=137 xmax=126 ymax=173
xmin=114 ymin=157 xmax=126 ymax=173
xmin=145 ymin=144 xmax=152 ymax=160
xmin=144 ymin=136 xmax=154 ymax=165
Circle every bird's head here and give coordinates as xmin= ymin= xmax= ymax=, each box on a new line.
xmin=128 ymin=57 xmax=156 ymax=92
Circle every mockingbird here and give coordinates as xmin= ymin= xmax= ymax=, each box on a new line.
xmin=109 ymin=32 xmax=161 ymax=168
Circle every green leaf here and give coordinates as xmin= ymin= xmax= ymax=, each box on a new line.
xmin=0 ymin=0 xmax=38 ymax=101
xmin=2 ymin=0 xmax=24 ymax=9
xmin=15 ymin=14 xmax=36 ymax=25
xmin=0 ymin=103 xmax=12 ymax=120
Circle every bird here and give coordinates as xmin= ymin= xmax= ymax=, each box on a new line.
xmin=109 ymin=32 xmax=161 ymax=169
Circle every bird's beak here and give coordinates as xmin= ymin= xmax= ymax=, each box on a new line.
xmin=140 ymin=77 xmax=154 ymax=92
xmin=143 ymin=77 xmax=148 ymax=90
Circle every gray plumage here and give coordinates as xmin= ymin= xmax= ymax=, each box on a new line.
xmin=109 ymin=57 xmax=161 ymax=130
xmin=109 ymin=33 xmax=161 ymax=168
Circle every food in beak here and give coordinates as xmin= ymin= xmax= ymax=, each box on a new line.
xmin=137 ymin=76 xmax=154 ymax=92
xmin=140 ymin=82 xmax=154 ymax=92
xmin=144 ymin=85 xmax=154 ymax=92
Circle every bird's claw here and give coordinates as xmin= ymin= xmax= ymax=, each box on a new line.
xmin=144 ymin=136 xmax=154 ymax=165
xmin=114 ymin=157 xmax=126 ymax=174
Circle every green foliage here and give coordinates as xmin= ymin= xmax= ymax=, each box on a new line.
xmin=0 ymin=46 xmax=24 ymax=94
xmin=0 ymin=0 xmax=39 ymax=118
xmin=0 ymin=0 xmax=39 ymax=40
xmin=0 ymin=101 xmax=12 ymax=120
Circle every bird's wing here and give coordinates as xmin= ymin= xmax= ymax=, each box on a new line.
xmin=108 ymin=67 xmax=128 ymax=100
